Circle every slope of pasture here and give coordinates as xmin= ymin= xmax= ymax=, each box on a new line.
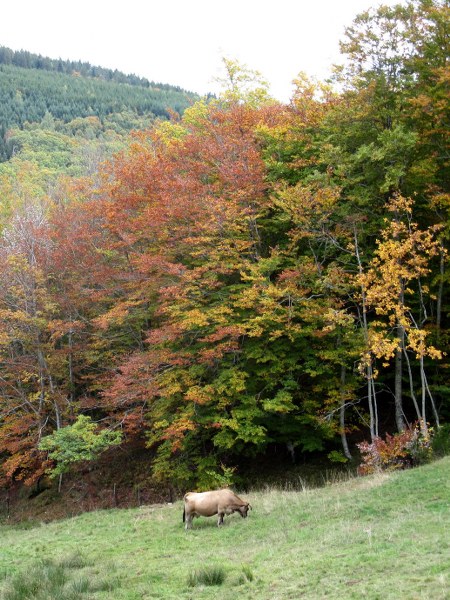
xmin=0 ymin=457 xmax=449 ymax=600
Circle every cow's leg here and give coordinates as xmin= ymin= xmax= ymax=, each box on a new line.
xmin=217 ymin=513 xmax=224 ymax=526
xmin=185 ymin=512 xmax=194 ymax=530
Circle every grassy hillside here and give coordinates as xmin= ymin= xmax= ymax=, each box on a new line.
xmin=0 ymin=457 xmax=448 ymax=599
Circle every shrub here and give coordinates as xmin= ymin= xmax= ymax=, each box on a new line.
xmin=39 ymin=415 xmax=122 ymax=478
xmin=407 ymin=423 xmax=434 ymax=465
xmin=357 ymin=421 xmax=433 ymax=475
xmin=194 ymin=458 xmax=236 ymax=491
xmin=327 ymin=450 xmax=349 ymax=464
xmin=432 ymin=423 xmax=450 ymax=457
xmin=187 ymin=566 xmax=226 ymax=587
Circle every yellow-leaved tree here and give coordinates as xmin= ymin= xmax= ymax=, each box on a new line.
xmin=358 ymin=195 xmax=442 ymax=435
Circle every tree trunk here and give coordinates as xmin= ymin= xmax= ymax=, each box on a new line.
xmin=403 ymin=347 xmax=421 ymax=423
xmin=68 ymin=326 xmax=74 ymax=410
xmin=371 ymin=375 xmax=379 ymax=438
xmin=423 ymin=368 xmax=440 ymax=428
xmin=340 ymin=365 xmax=352 ymax=459
xmin=354 ymin=228 xmax=378 ymax=439
xmin=420 ymin=355 xmax=428 ymax=433
xmin=436 ymin=244 xmax=445 ymax=341
xmin=394 ymin=326 xmax=406 ymax=432
xmin=367 ymin=364 xmax=376 ymax=440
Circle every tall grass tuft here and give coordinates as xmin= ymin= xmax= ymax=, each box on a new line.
xmin=57 ymin=552 xmax=87 ymax=570
xmin=235 ymin=563 xmax=255 ymax=585
xmin=63 ymin=575 xmax=91 ymax=595
xmin=0 ymin=569 xmax=8 ymax=583
xmin=187 ymin=565 xmax=226 ymax=587
xmin=241 ymin=564 xmax=254 ymax=582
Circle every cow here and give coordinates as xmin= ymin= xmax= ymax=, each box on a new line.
xmin=183 ymin=489 xmax=252 ymax=529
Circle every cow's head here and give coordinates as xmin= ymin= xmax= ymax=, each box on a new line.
xmin=239 ymin=503 xmax=252 ymax=518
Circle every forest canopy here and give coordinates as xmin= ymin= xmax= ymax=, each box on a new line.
xmin=0 ymin=0 xmax=448 ymax=491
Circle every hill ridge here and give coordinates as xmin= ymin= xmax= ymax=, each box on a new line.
xmin=0 ymin=45 xmax=190 ymax=93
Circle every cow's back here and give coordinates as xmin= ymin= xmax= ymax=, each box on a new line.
xmin=185 ymin=491 xmax=220 ymax=516
xmin=184 ymin=489 xmax=240 ymax=514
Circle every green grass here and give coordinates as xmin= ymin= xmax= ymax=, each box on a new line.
xmin=0 ymin=457 xmax=449 ymax=599
xmin=0 ymin=553 xmax=117 ymax=600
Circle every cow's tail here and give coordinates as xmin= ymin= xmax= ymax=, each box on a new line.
xmin=182 ymin=508 xmax=185 ymax=523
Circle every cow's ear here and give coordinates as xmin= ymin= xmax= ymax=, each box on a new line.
xmin=248 ymin=503 xmax=253 ymax=510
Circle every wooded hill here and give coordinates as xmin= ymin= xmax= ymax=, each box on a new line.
xmin=0 ymin=46 xmax=187 ymax=90
xmin=0 ymin=48 xmax=199 ymax=160
xmin=0 ymin=0 xmax=448 ymax=499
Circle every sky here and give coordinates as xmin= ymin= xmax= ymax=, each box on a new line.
xmin=1 ymin=0 xmax=404 ymax=102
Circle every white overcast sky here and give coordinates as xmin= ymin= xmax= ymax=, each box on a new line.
xmin=1 ymin=0 xmax=403 ymax=102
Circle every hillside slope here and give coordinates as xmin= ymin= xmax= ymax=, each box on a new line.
xmin=1 ymin=457 xmax=448 ymax=599
xmin=0 ymin=58 xmax=198 ymax=160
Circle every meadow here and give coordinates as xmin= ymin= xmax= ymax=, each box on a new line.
xmin=0 ymin=457 xmax=449 ymax=599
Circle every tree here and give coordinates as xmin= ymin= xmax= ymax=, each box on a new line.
xmin=214 ymin=57 xmax=273 ymax=107
xmin=0 ymin=192 xmax=61 ymax=485
xmin=39 ymin=415 xmax=122 ymax=479
xmin=358 ymin=195 xmax=442 ymax=432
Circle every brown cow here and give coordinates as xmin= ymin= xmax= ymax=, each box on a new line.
xmin=183 ymin=489 xmax=252 ymax=529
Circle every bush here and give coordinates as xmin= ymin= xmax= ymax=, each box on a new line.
xmin=432 ymin=423 xmax=450 ymax=457
xmin=357 ymin=421 xmax=433 ymax=475
xmin=39 ymin=415 xmax=122 ymax=478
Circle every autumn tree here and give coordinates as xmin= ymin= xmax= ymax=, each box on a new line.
xmin=358 ymin=195 xmax=442 ymax=433
xmin=0 ymin=192 xmax=61 ymax=484
xmin=100 ymin=88 xmax=364 ymax=485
